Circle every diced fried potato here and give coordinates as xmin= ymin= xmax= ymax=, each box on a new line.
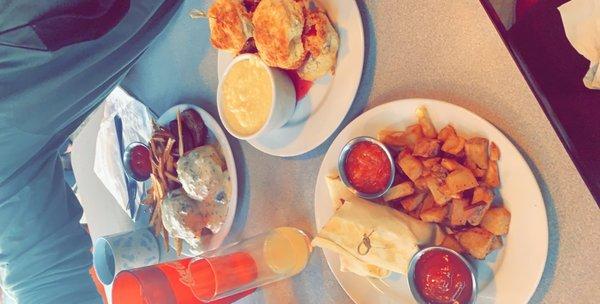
xmin=441 ymin=134 xmax=466 ymax=155
xmin=465 ymin=137 xmax=489 ymax=169
xmin=406 ymin=124 xmax=424 ymax=137
xmin=445 ymin=169 xmax=478 ymax=193
xmin=472 ymin=185 xmax=494 ymax=204
xmin=489 ymin=236 xmax=503 ymax=253
xmin=480 ymin=207 xmax=511 ymax=235
xmin=441 ymin=234 xmax=465 ymax=253
xmin=378 ymin=130 xmax=414 ymax=150
xmin=408 ymin=209 xmax=421 ymax=219
xmin=430 ymin=164 xmax=448 ymax=180
xmin=416 ymin=106 xmax=437 ymax=139
xmin=420 ymin=205 xmax=448 ymax=223
xmin=464 ymin=158 xmax=486 ymax=178
xmin=456 ymin=227 xmax=494 ymax=259
xmin=413 ymin=138 xmax=441 ymax=158
xmin=449 ymin=198 xmax=468 ymax=226
xmin=426 ymin=178 xmax=451 ymax=206
xmin=464 ymin=201 xmax=491 ymax=226
xmin=398 ymin=148 xmax=412 ymax=159
xmin=422 ymin=157 xmax=441 ymax=169
xmin=419 ymin=192 xmax=435 ymax=214
xmin=414 ymin=177 xmax=429 ymax=191
xmin=397 ymin=154 xmax=423 ymax=181
xmin=485 ymin=160 xmax=500 ymax=188
xmin=383 ymin=181 xmax=414 ymax=202
xmin=449 ymin=191 xmax=463 ymax=200
xmin=438 ymin=125 xmax=456 ymax=141
xmin=444 ymin=226 xmax=456 ymax=235
xmin=440 ymin=158 xmax=463 ymax=171
xmin=400 ymin=192 xmax=427 ymax=212
xmin=403 ymin=124 xmax=425 ymax=149
xmin=490 ymin=141 xmax=500 ymax=161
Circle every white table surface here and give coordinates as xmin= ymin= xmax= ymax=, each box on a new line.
xmin=72 ymin=1 xmax=600 ymax=303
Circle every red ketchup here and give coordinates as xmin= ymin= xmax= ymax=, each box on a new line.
xmin=129 ymin=145 xmax=151 ymax=180
xmin=344 ymin=141 xmax=391 ymax=194
xmin=414 ymin=249 xmax=473 ymax=304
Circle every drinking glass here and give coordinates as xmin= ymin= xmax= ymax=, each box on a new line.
xmin=188 ymin=227 xmax=312 ymax=301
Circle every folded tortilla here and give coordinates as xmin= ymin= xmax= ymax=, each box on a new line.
xmin=313 ymin=176 xmax=443 ymax=276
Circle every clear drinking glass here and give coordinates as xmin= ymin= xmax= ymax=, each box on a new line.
xmin=188 ymin=227 xmax=312 ymax=301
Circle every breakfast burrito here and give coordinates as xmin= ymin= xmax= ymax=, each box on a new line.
xmin=312 ymin=176 xmax=443 ymax=277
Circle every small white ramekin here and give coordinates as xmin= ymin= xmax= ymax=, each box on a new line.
xmin=217 ymin=54 xmax=296 ymax=140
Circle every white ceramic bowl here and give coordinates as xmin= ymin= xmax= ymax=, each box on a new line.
xmin=217 ymin=54 xmax=296 ymax=140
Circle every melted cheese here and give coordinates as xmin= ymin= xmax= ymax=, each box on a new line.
xmin=221 ymin=57 xmax=273 ymax=136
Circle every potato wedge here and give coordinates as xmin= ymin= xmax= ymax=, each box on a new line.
xmin=416 ymin=106 xmax=437 ymax=139
xmin=383 ymin=181 xmax=414 ymax=202
xmin=426 ymin=177 xmax=451 ymax=206
xmin=456 ymin=227 xmax=494 ymax=259
xmin=490 ymin=141 xmax=500 ymax=161
xmin=464 ymin=201 xmax=491 ymax=226
xmin=400 ymin=192 xmax=427 ymax=212
xmin=413 ymin=138 xmax=441 ymax=158
xmin=465 ymin=137 xmax=489 ymax=169
xmin=438 ymin=125 xmax=456 ymax=141
xmin=489 ymin=235 xmax=503 ymax=252
xmin=441 ymin=134 xmax=466 ymax=155
xmin=449 ymin=198 xmax=468 ymax=226
xmin=397 ymin=154 xmax=423 ymax=181
xmin=445 ymin=169 xmax=478 ymax=193
xmin=441 ymin=234 xmax=465 ymax=253
xmin=484 ymin=160 xmax=500 ymax=188
xmin=480 ymin=207 xmax=511 ymax=235
xmin=420 ymin=205 xmax=448 ymax=223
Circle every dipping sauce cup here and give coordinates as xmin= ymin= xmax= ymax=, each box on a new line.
xmin=338 ymin=136 xmax=395 ymax=199
xmin=407 ymin=247 xmax=477 ymax=304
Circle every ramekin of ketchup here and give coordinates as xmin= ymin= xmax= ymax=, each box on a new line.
xmin=126 ymin=143 xmax=151 ymax=181
xmin=338 ymin=137 xmax=395 ymax=199
xmin=407 ymin=247 xmax=477 ymax=304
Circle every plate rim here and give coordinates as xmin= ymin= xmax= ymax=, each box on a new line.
xmin=156 ymin=104 xmax=238 ymax=255
xmin=217 ymin=0 xmax=365 ymax=157
xmin=313 ymin=98 xmax=549 ymax=303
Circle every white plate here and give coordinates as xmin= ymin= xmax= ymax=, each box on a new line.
xmin=314 ymin=99 xmax=548 ymax=303
xmin=217 ymin=0 xmax=364 ymax=157
xmin=157 ymin=104 xmax=238 ymax=256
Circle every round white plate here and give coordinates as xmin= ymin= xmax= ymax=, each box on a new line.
xmin=314 ymin=99 xmax=548 ymax=303
xmin=217 ymin=0 xmax=364 ymax=157
xmin=157 ymin=104 xmax=238 ymax=256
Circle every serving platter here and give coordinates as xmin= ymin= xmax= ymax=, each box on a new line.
xmin=314 ymin=99 xmax=548 ymax=303
xmin=157 ymin=104 xmax=238 ymax=256
xmin=217 ymin=0 xmax=365 ymax=157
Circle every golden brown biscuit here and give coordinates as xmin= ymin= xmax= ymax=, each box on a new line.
xmin=208 ymin=0 xmax=254 ymax=53
xmin=252 ymin=0 xmax=307 ymax=69
xmin=297 ymin=9 xmax=339 ymax=81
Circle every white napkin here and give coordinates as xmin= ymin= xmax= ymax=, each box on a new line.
xmin=93 ymin=87 xmax=154 ymax=214
xmin=559 ymin=0 xmax=600 ymax=89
